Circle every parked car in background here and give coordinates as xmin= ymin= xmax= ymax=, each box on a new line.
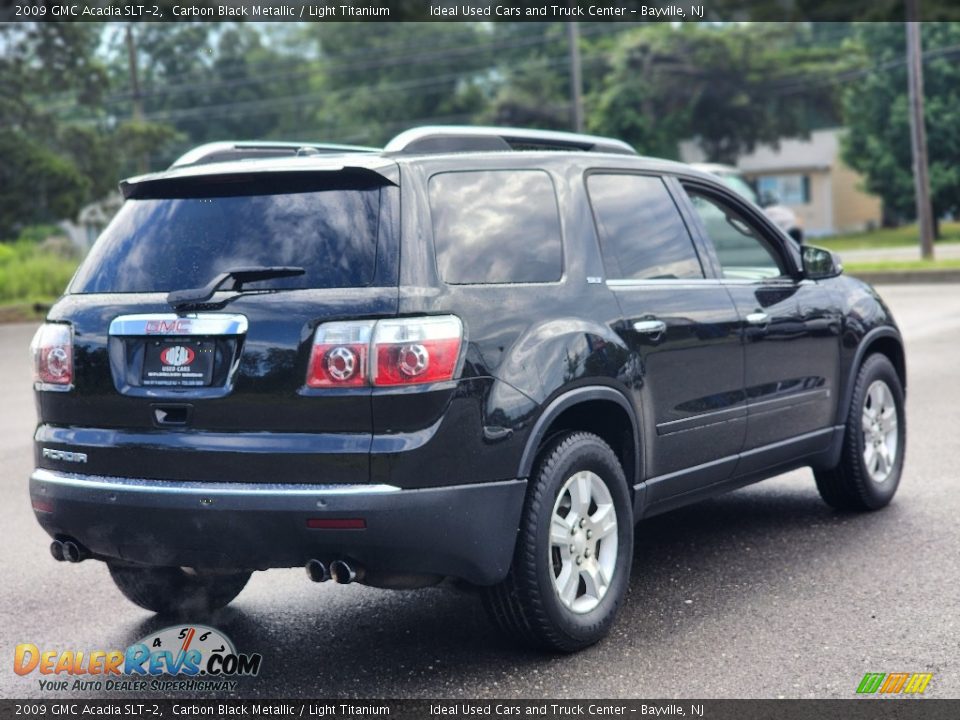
xmin=30 ymin=127 xmax=905 ymax=653
xmin=692 ymin=162 xmax=804 ymax=244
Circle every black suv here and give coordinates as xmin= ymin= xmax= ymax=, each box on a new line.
xmin=30 ymin=127 xmax=906 ymax=652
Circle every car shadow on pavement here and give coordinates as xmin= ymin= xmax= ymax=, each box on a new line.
xmin=115 ymin=477 xmax=900 ymax=698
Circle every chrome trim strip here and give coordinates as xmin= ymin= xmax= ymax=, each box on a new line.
xmin=34 ymin=382 xmax=73 ymax=393
xmin=31 ymin=469 xmax=400 ymax=496
xmin=109 ymin=313 xmax=249 ymax=337
xmin=606 ymin=278 xmax=797 ymax=288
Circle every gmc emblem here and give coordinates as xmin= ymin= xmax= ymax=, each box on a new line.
xmin=145 ymin=319 xmax=192 ymax=334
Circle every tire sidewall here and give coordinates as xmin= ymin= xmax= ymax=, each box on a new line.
xmin=850 ymin=356 xmax=906 ymax=508
xmin=531 ymin=435 xmax=633 ymax=645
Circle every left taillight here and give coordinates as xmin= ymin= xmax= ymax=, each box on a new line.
xmin=31 ymin=323 xmax=73 ymax=390
xmin=306 ymin=320 xmax=375 ymax=388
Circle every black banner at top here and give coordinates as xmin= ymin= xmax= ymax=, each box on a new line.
xmin=2 ymin=0 xmax=960 ymax=23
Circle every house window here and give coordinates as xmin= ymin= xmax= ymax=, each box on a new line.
xmin=757 ymin=174 xmax=811 ymax=205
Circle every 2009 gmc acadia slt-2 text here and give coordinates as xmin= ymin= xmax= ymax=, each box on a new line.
xmin=30 ymin=126 xmax=906 ymax=652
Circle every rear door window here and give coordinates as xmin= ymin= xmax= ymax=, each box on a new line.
xmin=429 ymin=170 xmax=563 ymax=284
xmin=587 ymin=174 xmax=703 ymax=281
xmin=71 ymin=175 xmax=393 ymax=293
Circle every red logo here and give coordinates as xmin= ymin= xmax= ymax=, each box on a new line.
xmin=160 ymin=346 xmax=195 ymax=367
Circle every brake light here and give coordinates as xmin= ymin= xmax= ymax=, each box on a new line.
xmin=306 ymin=321 xmax=374 ymax=388
xmin=31 ymin=324 xmax=73 ymax=390
xmin=372 ymin=316 xmax=463 ymax=386
xmin=306 ymin=315 xmax=463 ymax=388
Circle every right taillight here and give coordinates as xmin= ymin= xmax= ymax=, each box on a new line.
xmin=31 ymin=323 xmax=73 ymax=390
xmin=306 ymin=315 xmax=463 ymax=388
xmin=372 ymin=316 xmax=463 ymax=386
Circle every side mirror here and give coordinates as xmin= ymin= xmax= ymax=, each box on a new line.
xmin=802 ymin=245 xmax=843 ymax=280
xmin=758 ymin=190 xmax=780 ymax=208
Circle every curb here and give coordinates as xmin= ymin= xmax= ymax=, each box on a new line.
xmin=847 ymin=269 xmax=960 ymax=285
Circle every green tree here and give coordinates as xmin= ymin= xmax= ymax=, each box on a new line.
xmin=588 ymin=24 xmax=852 ymax=161
xmin=0 ymin=23 xmax=107 ymax=236
xmin=841 ymin=22 xmax=960 ymax=236
xmin=304 ymin=23 xmax=494 ymax=144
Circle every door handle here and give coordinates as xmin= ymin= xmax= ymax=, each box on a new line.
xmin=633 ymin=320 xmax=667 ymax=335
xmin=746 ymin=312 xmax=770 ymax=326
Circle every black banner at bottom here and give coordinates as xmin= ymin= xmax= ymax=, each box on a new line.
xmin=2 ymin=700 xmax=959 ymax=720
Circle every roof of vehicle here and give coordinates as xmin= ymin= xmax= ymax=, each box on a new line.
xmin=121 ymin=127 xmax=723 ymax=197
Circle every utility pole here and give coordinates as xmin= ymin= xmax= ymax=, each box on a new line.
xmin=125 ymin=24 xmax=148 ymax=174
xmin=567 ymin=21 xmax=584 ymax=133
xmin=905 ymin=0 xmax=935 ymax=259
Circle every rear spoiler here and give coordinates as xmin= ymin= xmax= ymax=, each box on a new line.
xmin=120 ymin=165 xmax=398 ymax=200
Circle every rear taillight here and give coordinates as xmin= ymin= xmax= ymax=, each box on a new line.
xmin=371 ymin=316 xmax=463 ymax=386
xmin=30 ymin=323 xmax=73 ymax=390
xmin=306 ymin=321 xmax=374 ymax=388
xmin=306 ymin=315 xmax=463 ymax=388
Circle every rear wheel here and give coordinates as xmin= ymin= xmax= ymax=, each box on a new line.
xmin=482 ymin=431 xmax=633 ymax=652
xmin=815 ymin=354 xmax=905 ymax=511
xmin=108 ymin=564 xmax=250 ymax=615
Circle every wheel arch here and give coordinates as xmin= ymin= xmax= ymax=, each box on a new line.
xmin=518 ymin=386 xmax=641 ymax=502
xmin=838 ymin=327 xmax=906 ymax=426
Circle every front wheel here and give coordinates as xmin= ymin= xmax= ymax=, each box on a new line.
xmin=108 ymin=564 xmax=251 ymax=615
xmin=815 ymin=353 xmax=906 ymax=511
xmin=482 ymin=431 xmax=633 ymax=652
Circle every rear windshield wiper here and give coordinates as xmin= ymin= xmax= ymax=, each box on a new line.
xmin=167 ymin=266 xmax=305 ymax=311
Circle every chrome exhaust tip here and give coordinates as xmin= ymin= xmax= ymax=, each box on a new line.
xmin=62 ymin=540 xmax=84 ymax=563
xmin=330 ymin=560 xmax=358 ymax=584
xmin=306 ymin=559 xmax=330 ymax=583
xmin=50 ymin=540 xmax=65 ymax=562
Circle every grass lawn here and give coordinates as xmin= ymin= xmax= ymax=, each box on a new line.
xmin=817 ymin=221 xmax=960 ymax=252
xmin=0 ymin=299 xmax=55 ymax=323
xmin=844 ymin=258 xmax=960 ymax=273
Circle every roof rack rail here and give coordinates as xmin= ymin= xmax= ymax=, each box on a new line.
xmin=384 ymin=126 xmax=637 ymax=156
xmin=170 ymin=141 xmax=380 ymax=168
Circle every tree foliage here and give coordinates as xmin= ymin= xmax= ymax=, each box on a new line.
xmin=841 ymin=23 xmax=960 ymax=234
xmin=2 ymin=21 xmax=870 ymax=238
xmin=589 ymin=24 xmax=851 ymax=162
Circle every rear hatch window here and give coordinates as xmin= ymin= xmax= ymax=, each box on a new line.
xmin=71 ymin=173 xmax=394 ymax=293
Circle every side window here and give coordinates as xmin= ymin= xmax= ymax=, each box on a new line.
xmin=429 ymin=170 xmax=562 ymax=284
xmin=587 ymin=174 xmax=703 ymax=281
xmin=686 ymin=189 xmax=785 ymax=280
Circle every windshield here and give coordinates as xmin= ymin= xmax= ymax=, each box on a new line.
xmin=71 ymin=181 xmax=389 ymax=294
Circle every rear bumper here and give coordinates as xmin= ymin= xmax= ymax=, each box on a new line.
xmin=30 ymin=469 xmax=526 ymax=586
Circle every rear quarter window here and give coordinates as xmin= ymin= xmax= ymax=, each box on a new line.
xmin=428 ymin=170 xmax=563 ymax=285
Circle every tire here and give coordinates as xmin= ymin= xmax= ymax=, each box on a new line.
xmin=108 ymin=564 xmax=251 ymax=615
xmin=482 ymin=431 xmax=633 ymax=652
xmin=815 ymin=353 xmax=906 ymax=511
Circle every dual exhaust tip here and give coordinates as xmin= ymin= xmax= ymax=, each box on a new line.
xmin=306 ymin=559 xmax=360 ymax=584
xmin=50 ymin=538 xmax=87 ymax=563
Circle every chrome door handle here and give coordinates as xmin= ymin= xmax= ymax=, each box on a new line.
xmin=746 ymin=312 xmax=770 ymax=325
xmin=633 ymin=320 xmax=667 ymax=334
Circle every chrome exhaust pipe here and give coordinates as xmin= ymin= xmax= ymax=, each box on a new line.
xmin=305 ymin=559 xmax=330 ymax=583
xmin=50 ymin=540 xmax=65 ymax=562
xmin=330 ymin=559 xmax=360 ymax=584
xmin=60 ymin=539 xmax=87 ymax=563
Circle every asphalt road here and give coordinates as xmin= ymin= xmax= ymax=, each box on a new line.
xmin=2 ymin=284 xmax=959 ymax=700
